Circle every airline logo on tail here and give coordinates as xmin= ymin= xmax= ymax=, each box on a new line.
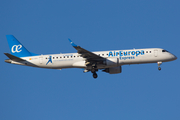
xmin=11 ymin=45 xmax=22 ymax=53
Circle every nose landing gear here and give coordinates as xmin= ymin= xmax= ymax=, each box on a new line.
xmin=157 ymin=61 xmax=162 ymax=71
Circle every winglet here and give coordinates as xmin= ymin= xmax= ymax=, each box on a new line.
xmin=68 ymin=39 xmax=78 ymax=47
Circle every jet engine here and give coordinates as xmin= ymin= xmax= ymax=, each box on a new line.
xmin=103 ymin=66 xmax=122 ymax=74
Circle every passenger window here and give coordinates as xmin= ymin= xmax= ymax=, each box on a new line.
xmin=146 ymin=51 xmax=148 ymax=53
xmin=150 ymin=51 xmax=151 ymax=53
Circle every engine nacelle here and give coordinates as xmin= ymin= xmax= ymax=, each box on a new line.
xmin=103 ymin=66 xmax=122 ymax=74
xmin=105 ymin=58 xmax=119 ymax=67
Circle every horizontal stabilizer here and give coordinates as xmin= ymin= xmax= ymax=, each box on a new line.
xmin=4 ymin=53 xmax=25 ymax=62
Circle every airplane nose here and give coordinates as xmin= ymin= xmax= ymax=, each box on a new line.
xmin=172 ymin=54 xmax=177 ymax=60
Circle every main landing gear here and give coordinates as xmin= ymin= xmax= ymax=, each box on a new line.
xmin=91 ymin=65 xmax=98 ymax=79
xmin=157 ymin=61 xmax=162 ymax=71
xmin=85 ymin=62 xmax=99 ymax=79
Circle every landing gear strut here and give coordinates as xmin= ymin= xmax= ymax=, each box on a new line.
xmin=157 ymin=61 xmax=162 ymax=71
xmin=91 ymin=65 xmax=98 ymax=79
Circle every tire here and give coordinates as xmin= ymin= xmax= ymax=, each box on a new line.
xmin=158 ymin=67 xmax=161 ymax=71
xmin=93 ymin=73 xmax=98 ymax=78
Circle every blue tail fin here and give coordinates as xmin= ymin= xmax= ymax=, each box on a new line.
xmin=6 ymin=35 xmax=36 ymax=57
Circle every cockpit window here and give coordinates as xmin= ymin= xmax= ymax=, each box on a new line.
xmin=162 ymin=50 xmax=169 ymax=52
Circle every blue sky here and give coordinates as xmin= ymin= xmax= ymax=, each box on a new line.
xmin=1 ymin=0 xmax=180 ymax=120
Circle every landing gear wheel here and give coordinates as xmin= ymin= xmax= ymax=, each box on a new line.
xmin=158 ymin=67 xmax=161 ymax=71
xmin=93 ymin=73 xmax=98 ymax=79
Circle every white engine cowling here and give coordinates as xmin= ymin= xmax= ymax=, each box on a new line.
xmin=105 ymin=58 xmax=119 ymax=67
xmin=103 ymin=66 xmax=122 ymax=74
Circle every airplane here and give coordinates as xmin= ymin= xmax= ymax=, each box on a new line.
xmin=4 ymin=35 xmax=177 ymax=78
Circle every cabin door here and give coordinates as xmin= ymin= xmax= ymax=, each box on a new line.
xmin=39 ymin=56 xmax=43 ymax=64
xmin=154 ymin=50 xmax=158 ymax=57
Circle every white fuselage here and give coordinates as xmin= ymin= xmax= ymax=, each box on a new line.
xmin=10 ymin=48 xmax=177 ymax=70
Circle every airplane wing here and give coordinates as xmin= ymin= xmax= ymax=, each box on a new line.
xmin=68 ymin=39 xmax=105 ymax=61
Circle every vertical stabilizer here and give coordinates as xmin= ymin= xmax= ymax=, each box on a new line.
xmin=6 ymin=35 xmax=32 ymax=57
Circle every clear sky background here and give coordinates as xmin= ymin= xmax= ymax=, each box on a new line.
xmin=0 ymin=0 xmax=180 ymax=120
